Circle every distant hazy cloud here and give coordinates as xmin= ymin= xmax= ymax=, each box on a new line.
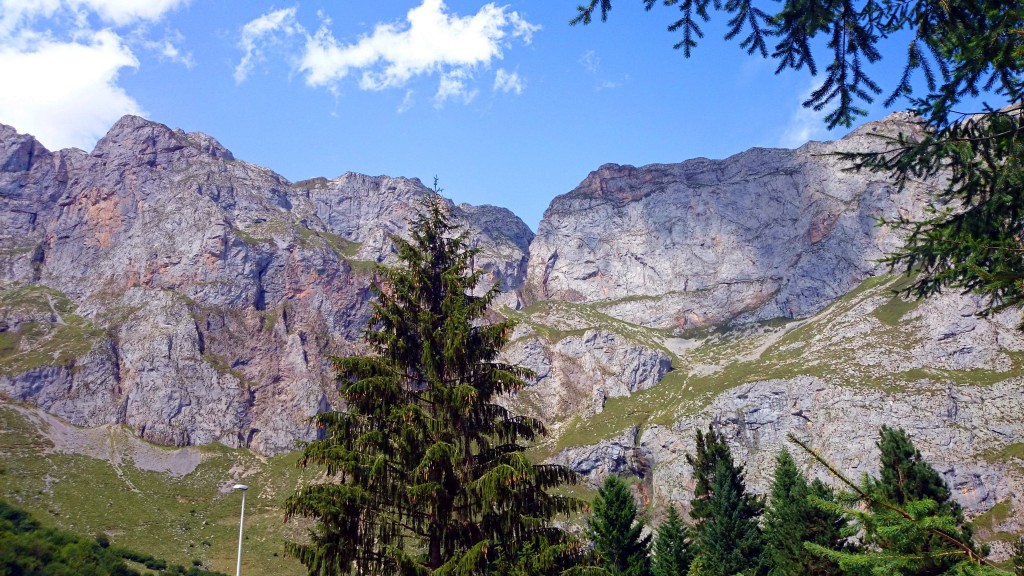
xmin=295 ymin=0 xmax=538 ymax=101
xmin=154 ymin=38 xmax=193 ymax=67
xmin=579 ymin=49 xmax=599 ymax=73
xmin=779 ymin=80 xmax=830 ymax=148
xmin=580 ymin=49 xmax=625 ymax=91
xmin=434 ymin=69 xmax=477 ymax=107
xmin=234 ymin=7 xmax=303 ymax=83
xmin=136 ymin=28 xmax=193 ymax=68
xmin=493 ymin=68 xmax=523 ymax=94
xmin=0 ymin=0 xmax=188 ymax=150
xmin=398 ymin=89 xmax=415 ymax=113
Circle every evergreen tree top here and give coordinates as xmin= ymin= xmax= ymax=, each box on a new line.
xmin=651 ymin=504 xmax=692 ymax=576
xmin=589 ymin=475 xmax=652 ymax=576
xmin=285 ymin=190 xmax=585 ymax=575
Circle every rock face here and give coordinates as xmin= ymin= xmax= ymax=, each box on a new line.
xmin=545 ymin=284 xmax=1024 ymax=533
xmin=1 ymin=112 xmax=1022 ymax=538
xmin=0 ymin=115 xmax=532 ymax=454
xmin=501 ymin=327 xmax=672 ymax=422
xmin=525 ymin=113 xmax=930 ymax=329
xmin=502 ymin=112 xmax=1022 ymax=532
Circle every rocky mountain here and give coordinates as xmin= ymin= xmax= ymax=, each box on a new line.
xmin=0 ymin=115 xmax=531 ymax=454
xmin=1 ymin=113 xmax=1022 ymax=548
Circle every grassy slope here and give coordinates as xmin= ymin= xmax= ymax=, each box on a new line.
xmin=0 ymin=285 xmax=105 ymax=373
xmin=515 ymin=275 xmax=1023 ymax=452
xmin=1 ymin=274 xmax=1022 ymax=570
xmin=0 ymin=405 xmax=312 ymax=576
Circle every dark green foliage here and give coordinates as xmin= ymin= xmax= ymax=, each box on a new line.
xmin=0 ymin=499 xmax=226 ymax=576
xmin=588 ymin=475 xmax=651 ymax=576
xmin=694 ymin=458 xmax=764 ymax=576
xmin=284 ymin=191 xmax=584 ymax=575
xmin=761 ymin=449 xmax=846 ymax=576
xmin=789 ymin=432 xmax=999 ymax=575
xmin=115 ymin=548 xmax=169 ymax=570
xmin=862 ymin=426 xmax=976 ymax=575
xmin=1013 ymin=535 xmax=1024 ymax=576
xmin=685 ymin=427 xmax=763 ymax=576
xmin=867 ymin=106 xmax=1024 ymax=325
xmin=684 ymin=426 xmax=733 ymax=525
xmin=651 ymin=504 xmax=692 ymax=576
xmin=875 ymin=426 xmax=959 ymax=511
xmin=570 ymin=1 xmax=1023 ymax=129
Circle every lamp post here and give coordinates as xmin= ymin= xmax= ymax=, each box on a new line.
xmin=233 ymin=484 xmax=248 ymax=576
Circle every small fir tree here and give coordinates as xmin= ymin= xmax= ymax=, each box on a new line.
xmin=651 ymin=504 xmax=693 ymax=576
xmin=1012 ymin=536 xmax=1024 ymax=576
xmin=790 ymin=432 xmax=998 ymax=576
xmin=685 ymin=427 xmax=763 ymax=576
xmin=284 ymin=192 xmax=584 ymax=575
xmin=588 ymin=475 xmax=652 ymax=576
xmin=684 ymin=426 xmax=733 ymax=525
xmin=867 ymin=426 xmax=976 ymax=575
xmin=761 ymin=449 xmax=846 ymax=576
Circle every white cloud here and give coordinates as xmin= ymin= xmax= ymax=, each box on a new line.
xmin=299 ymin=0 xmax=539 ymax=99
xmin=0 ymin=0 xmax=62 ymax=37
xmin=155 ymin=38 xmax=192 ymax=67
xmin=135 ymin=28 xmax=193 ymax=68
xmin=0 ymin=30 xmax=143 ymax=150
xmin=434 ymin=69 xmax=477 ymax=107
xmin=234 ymin=7 xmax=303 ymax=84
xmin=493 ymin=68 xmax=522 ymax=94
xmin=68 ymin=0 xmax=189 ymax=26
xmin=397 ymin=89 xmax=415 ymax=113
xmin=579 ymin=49 xmax=599 ymax=73
xmin=0 ymin=0 xmax=188 ymax=150
xmin=779 ymin=80 xmax=830 ymax=148
xmin=0 ymin=0 xmax=187 ymax=34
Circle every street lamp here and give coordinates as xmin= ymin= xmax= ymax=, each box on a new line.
xmin=233 ymin=484 xmax=248 ymax=576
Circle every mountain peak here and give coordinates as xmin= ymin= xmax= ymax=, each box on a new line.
xmin=0 ymin=122 xmax=50 ymax=173
xmin=93 ymin=115 xmax=234 ymax=162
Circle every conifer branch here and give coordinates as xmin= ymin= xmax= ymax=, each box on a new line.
xmin=787 ymin=433 xmax=999 ymax=569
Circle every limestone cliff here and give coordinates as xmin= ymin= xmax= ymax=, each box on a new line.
xmin=0 ymin=116 xmax=532 ymax=454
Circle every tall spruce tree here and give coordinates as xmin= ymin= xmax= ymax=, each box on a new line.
xmin=651 ymin=504 xmax=693 ymax=576
xmin=685 ymin=427 xmax=763 ymax=576
xmin=588 ymin=475 xmax=652 ymax=576
xmin=761 ymin=449 xmax=846 ymax=576
xmin=284 ymin=192 xmax=583 ymax=575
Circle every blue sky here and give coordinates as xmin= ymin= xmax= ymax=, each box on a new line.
xmin=0 ymin=1 xmax=928 ymax=230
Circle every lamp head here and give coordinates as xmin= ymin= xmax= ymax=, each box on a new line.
xmin=233 ymin=484 xmax=248 ymax=491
